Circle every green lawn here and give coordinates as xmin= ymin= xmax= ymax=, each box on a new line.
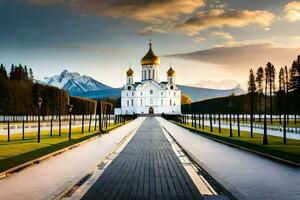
xmin=216 ymin=118 xmax=300 ymax=128
xmin=0 ymin=123 xmax=125 ymax=173
xmin=172 ymin=121 xmax=300 ymax=164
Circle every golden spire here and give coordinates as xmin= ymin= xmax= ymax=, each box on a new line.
xmin=140 ymin=40 xmax=160 ymax=66
xmin=126 ymin=63 xmax=134 ymax=76
xmin=167 ymin=67 xmax=176 ymax=77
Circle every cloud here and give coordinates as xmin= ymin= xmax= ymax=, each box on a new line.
xmin=211 ymin=31 xmax=234 ymax=40
xmin=194 ymin=36 xmax=206 ymax=43
xmin=191 ymin=79 xmax=239 ymax=90
xmin=167 ymin=43 xmax=300 ymax=71
xmin=27 ymin=0 xmax=205 ymax=24
xmin=177 ymin=9 xmax=275 ymax=35
xmin=138 ymin=26 xmax=166 ymax=36
xmin=284 ymin=1 xmax=300 ymax=22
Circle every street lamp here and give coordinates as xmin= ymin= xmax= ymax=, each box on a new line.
xmin=228 ymin=101 xmax=233 ymax=137
xmin=67 ymin=104 xmax=73 ymax=140
xmin=37 ymin=97 xmax=42 ymax=143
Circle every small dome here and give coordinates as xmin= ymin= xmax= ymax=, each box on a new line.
xmin=140 ymin=41 xmax=160 ymax=66
xmin=126 ymin=68 xmax=134 ymax=76
xmin=167 ymin=67 xmax=176 ymax=76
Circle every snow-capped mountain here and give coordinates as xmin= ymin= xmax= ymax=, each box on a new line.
xmin=43 ymin=70 xmax=244 ymax=101
xmin=43 ymin=70 xmax=113 ymax=94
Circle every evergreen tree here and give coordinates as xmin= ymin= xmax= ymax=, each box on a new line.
xmin=278 ymin=68 xmax=285 ymax=124
xmin=0 ymin=64 xmax=8 ymax=80
xmin=29 ymin=68 xmax=34 ymax=81
xmin=265 ymin=62 xmax=275 ymax=124
xmin=24 ymin=65 xmax=29 ymax=81
xmin=10 ymin=64 xmax=15 ymax=80
xmin=256 ymin=67 xmax=264 ymax=122
xmin=248 ymin=69 xmax=256 ymax=138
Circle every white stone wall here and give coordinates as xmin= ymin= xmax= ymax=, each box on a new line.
xmin=120 ymin=80 xmax=181 ymax=115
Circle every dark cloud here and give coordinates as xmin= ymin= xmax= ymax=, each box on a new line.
xmin=176 ymin=9 xmax=275 ymax=35
xmin=27 ymin=0 xmax=205 ymax=23
xmin=168 ymin=43 xmax=300 ymax=71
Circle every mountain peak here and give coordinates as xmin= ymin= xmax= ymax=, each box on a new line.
xmin=43 ymin=70 xmax=112 ymax=94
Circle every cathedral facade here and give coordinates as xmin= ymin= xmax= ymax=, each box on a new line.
xmin=115 ymin=42 xmax=181 ymax=115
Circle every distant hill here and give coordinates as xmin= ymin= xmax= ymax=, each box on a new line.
xmin=178 ymin=85 xmax=244 ymax=102
xmin=42 ymin=70 xmax=245 ymax=101
xmin=43 ymin=70 xmax=113 ymax=94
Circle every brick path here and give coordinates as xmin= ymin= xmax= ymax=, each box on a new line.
xmin=81 ymin=117 xmax=203 ymax=200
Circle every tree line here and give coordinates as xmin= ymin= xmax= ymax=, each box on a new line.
xmin=181 ymin=55 xmax=300 ymax=144
xmin=0 ymin=64 xmax=101 ymax=118
xmin=183 ymin=55 xmax=300 ymax=117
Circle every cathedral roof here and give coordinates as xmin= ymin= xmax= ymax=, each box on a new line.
xmin=126 ymin=68 xmax=134 ymax=76
xmin=167 ymin=67 xmax=176 ymax=76
xmin=140 ymin=41 xmax=160 ymax=66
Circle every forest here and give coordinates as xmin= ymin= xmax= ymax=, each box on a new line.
xmin=0 ymin=64 xmax=97 ymax=117
xmin=182 ymin=55 xmax=300 ymax=117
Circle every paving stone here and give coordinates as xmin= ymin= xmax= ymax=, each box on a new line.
xmin=81 ymin=117 xmax=203 ymax=200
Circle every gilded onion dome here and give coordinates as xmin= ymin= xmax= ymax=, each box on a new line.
xmin=167 ymin=67 xmax=176 ymax=76
xmin=126 ymin=68 xmax=134 ymax=76
xmin=140 ymin=41 xmax=160 ymax=66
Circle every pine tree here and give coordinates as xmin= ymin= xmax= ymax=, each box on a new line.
xmin=24 ymin=65 xmax=29 ymax=81
xmin=29 ymin=68 xmax=34 ymax=81
xmin=248 ymin=69 xmax=256 ymax=138
xmin=265 ymin=62 xmax=275 ymax=124
xmin=256 ymin=67 xmax=264 ymax=122
xmin=278 ymin=68 xmax=285 ymax=124
xmin=0 ymin=64 xmax=8 ymax=80
xmin=10 ymin=64 xmax=15 ymax=80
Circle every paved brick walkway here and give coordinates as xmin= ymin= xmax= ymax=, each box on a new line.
xmin=81 ymin=117 xmax=203 ymax=200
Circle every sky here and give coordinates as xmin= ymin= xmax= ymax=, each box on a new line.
xmin=1 ymin=0 xmax=300 ymax=89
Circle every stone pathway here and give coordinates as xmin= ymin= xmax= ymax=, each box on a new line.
xmin=158 ymin=117 xmax=300 ymax=200
xmin=0 ymin=118 xmax=144 ymax=200
xmin=81 ymin=117 xmax=203 ymax=200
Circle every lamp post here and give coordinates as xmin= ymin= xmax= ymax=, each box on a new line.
xmin=37 ymin=97 xmax=42 ymax=143
xmin=228 ymin=101 xmax=233 ymax=137
xmin=67 ymin=104 xmax=73 ymax=140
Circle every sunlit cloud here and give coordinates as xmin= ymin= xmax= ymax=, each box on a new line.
xmin=211 ymin=31 xmax=234 ymax=40
xmin=138 ymin=26 xmax=166 ymax=36
xmin=194 ymin=36 xmax=206 ymax=43
xmin=190 ymin=79 xmax=239 ymax=90
xmin=28 ymin=0 xmax=205 ymax=24
xmin=177 ymin=9 xmax=275 ymax=36
xmin=284 ymin=1 xmax=300 ymax=22
xmin=168 ymin=43 xmax=299 ymax=72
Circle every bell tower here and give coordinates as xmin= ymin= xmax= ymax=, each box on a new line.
xmin=140 ymin=40 xmax=160 ymax=81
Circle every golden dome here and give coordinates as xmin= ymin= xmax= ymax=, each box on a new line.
xmin=167 ymin=67 xmax=176 ymax=76
xmin=140 ymin=41 xmax=160 ymax=66
xmin=126 ymin=68 xmax=134 ymax=76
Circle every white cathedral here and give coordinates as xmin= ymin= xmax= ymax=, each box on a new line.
xmin=115 ymin=42 xmax=181 ymax=115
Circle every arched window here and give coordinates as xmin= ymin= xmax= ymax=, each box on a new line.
xmin=148 ymin=69 xmax=151 ymax=79
xmin=150 ymin=99 xmax=153 ymax=104
xmin=153 ymin=69 xmax=155 ymax=79
xmin=131 ymin=99 xmax=134 ymax=106
xmin=161 ymin=99 xmax=163 ymax=106
xmin=174 ymin=92 xmax=176 ymax=96
xmin=170 ymin=99 xmax=172 ymax=106
xmin=127 ymin=100 xmax=129 ymax=106
xmin=141 ymin=99 xmax=142 ymax=106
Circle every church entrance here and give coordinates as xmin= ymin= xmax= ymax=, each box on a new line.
xmin=149 ymin=107 xmax=154 ymax=114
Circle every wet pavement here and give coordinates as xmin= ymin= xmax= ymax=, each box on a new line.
xmin=158 ymin=117 xmax=300 ymax=200
xmin=0 ymin=118 xmax=144 ymax=200
xmin=81 ymin=117 xmax=203 ymax=200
